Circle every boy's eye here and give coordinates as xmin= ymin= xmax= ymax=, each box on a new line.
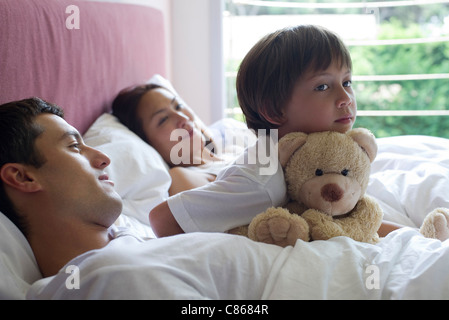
xmin=343 ymin=80 xmax=352 ymax=87
xmin=314 ymin=84 xmax=329 ymax=91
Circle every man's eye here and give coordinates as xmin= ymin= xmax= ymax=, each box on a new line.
xmin=70 ymin=144 xmax=81 ymax=151
xmin=315 ymin=84 xmax=329 ymax=91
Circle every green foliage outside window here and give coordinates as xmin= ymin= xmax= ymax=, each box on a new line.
xmin=224 ymin=1 xmax=449 ymax=138
xmin=351 ymin=18 xmax=449 ymax=138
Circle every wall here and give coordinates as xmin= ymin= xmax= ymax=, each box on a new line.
xmin=90 ymin=0 xmax=224 ymax=125
xmin=90 ymin=0 xmax=172 ymax=77
xmin=171 ymin=0 xmax=224 ymax=125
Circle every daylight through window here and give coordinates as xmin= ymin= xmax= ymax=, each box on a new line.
xmin=224 ymin=0 xmax=449 ymax=138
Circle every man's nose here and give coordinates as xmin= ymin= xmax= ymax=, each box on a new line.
xmin=88 ymin=146 xmax=111 ymax=169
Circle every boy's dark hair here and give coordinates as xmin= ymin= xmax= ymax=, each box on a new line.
xmin=0 ymin=97 xmax=64 ymax=235
xmin=237 ymin=25 xmax=353 ymax=132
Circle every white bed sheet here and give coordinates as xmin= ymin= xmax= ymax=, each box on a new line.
xmin=27 ymin=228 xmax=449 ymax=300
xmin=2 ymin=129 xmax=449 ymax=300
xmin=368 ymin=135 xmax=449 ymax=227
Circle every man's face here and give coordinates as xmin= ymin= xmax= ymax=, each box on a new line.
xmin=30 ymin=114 xmax=122 ymax=227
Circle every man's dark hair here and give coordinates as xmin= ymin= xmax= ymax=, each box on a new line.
xmin=0 ymin=97 xmax=64 ymax=235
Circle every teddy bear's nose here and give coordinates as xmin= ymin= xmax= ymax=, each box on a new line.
xmin=321 ymin=183 xmax=343 ymax=202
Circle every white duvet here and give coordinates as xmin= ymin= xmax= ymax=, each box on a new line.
xmin=2 ymin=133 xmax=448 ymax=300
xmin=27 ymin=228 xmax=449 ymax=300
xmin=367 ymin=135 xmax=449 ymax=227
xmin=24 ymin=134 xmax=449 ymax=300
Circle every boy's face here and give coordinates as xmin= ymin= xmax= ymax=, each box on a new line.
xmin=30 ymin=114 xmax=122 ymax=227
xmin=278 ymin=61 xmax=356 ymax=137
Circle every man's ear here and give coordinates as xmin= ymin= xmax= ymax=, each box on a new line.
xmin=0 ymin=164 xmax=42 ymax=193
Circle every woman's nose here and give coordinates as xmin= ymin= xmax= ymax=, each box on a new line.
xmin=174 ymin=112 xmax=190 ymax=129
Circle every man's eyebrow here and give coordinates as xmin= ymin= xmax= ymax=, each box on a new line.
xmin=60 ymin=130 xmax=82 ymax=141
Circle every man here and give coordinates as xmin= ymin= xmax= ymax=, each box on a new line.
xmin=0 ymin=97 xmax=123 ymax=277
xmin=3 ymin=98 xmax=449 ymax=301
xmin=0 ymin=98 xmax=283 ymax=300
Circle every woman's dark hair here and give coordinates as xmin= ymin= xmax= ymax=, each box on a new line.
xmin=0 ymin=97 xmax=64 ymax=235
xmin=112 ymin=84 xmax=162 ymax=142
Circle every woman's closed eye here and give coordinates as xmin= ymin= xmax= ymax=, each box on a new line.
xmin=158 ymin=116 xmax=168 ymax=126
xmin=174 ymin=103 xmax=184 ymax=111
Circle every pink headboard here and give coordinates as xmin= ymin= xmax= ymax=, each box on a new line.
xmin=0 ymin=0 xmax=165 ymax=134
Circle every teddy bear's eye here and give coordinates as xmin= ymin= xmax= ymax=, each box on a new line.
xmin=341 ymin=169 xmax=349 ymax=176
xmin=315 ymin=169 xmax=324 ymax=176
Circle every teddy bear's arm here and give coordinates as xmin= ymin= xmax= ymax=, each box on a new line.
xmin=341 ymin=196 xmax=383 ymax=243
xmin=302 ymin=196 xmax=383 ymax=243
xmin=301 ymin=209 xmax=345 ymax=241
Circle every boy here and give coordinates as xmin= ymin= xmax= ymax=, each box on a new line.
xmin=149 ymin=25 xmax=365 ymax=237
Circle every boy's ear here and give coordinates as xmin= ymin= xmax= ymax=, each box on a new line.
xmin=0 ymin=163 xmax=42 ymax=193
xmin=259 ymin=104 xmax=285 ymax=126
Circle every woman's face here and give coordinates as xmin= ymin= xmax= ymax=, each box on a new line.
xmin=136 ymin=88 xmax=205 ymax=166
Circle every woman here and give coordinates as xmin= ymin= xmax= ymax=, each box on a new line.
xmin=112 ymin=83 xmax=229 ymax=195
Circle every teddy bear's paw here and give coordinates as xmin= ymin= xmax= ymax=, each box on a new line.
xmin=420 ymin=208 xmax=449 ymax=241
xmin=249 ymin=208 xmax=309 ymax=247
xmin=256 ymin=217 xmax=309 ymax=247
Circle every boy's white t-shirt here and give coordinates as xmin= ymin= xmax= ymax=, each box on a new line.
xmin=167 ymin=139 xmax=287 ymax=233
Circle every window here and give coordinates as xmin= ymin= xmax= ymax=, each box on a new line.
xmin=223 ymin=0 xmax=449 ymax=138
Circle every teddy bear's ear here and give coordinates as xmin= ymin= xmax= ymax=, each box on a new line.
xmin=347 ymin=128 xmax=378 ymax=163
xmin=278 ymin=132 xmax=308 ymax=168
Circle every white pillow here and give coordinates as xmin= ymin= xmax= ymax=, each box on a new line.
xmin=83 ymin=113 xmax=171 ymax=226
xmin=0 ymin=75 xmax=174 ymax=299
xmin=0 ymin=212 xmax=41 ymax=300
xmin=147 ymin=74 xmax=178 ymax=95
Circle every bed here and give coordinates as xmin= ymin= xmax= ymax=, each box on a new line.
xmin=1 ymin=0 xmax=449 ymax=300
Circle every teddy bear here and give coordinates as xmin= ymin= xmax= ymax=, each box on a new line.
xmin=419 ymin=208 xmax=449 ymax=241
xmin=242 ymin=128 xmax=449 ymax=247
xmin=245 ymin=128 xmax=383 ymax=247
